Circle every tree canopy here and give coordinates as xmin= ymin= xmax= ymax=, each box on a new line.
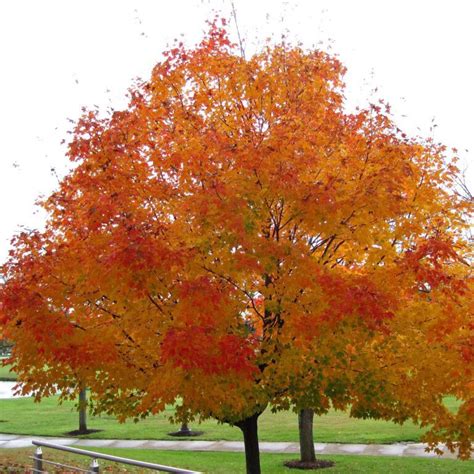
xmin=1 ymin=20 xmax=472 ymax=473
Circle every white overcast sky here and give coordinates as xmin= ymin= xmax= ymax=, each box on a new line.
xmin=1 ymin=0 xmax=473 ymax=263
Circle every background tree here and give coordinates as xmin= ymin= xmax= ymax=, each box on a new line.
xmin=78 ymin=384 xmax=88 ymax=434
xmin=0 ymin=20 xmax=472 ymax=474
xmin=0 ymin=338 xmax=13 ymax=357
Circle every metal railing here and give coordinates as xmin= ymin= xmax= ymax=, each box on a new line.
xmin=32 ymin=440 xmax=201 ymax=473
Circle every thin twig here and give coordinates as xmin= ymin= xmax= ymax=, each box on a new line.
xmin=230 ymin=1 xmax=245 ymax=58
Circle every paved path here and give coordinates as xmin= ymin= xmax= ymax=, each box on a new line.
xmin=0 ymin=433 xmax=464 ymax=459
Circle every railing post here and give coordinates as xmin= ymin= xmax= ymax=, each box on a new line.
xmin=89 ymin=458 xmax=100 ymax=473
xmin=33 ymin=446 xmax=43 ymax=472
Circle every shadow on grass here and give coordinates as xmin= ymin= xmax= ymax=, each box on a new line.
xmin=284 ymin=459 xmax=335 ymax=470
xmin=63 ymin=429 xmax=103 ymax=436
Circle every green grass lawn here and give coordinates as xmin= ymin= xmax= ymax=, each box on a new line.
xmin=0 ymin=395 xmax=460 ymax=444
xmin=0 ymin=363 xmax=16 ymax=382
xmin=0 ymin=448 xmax=471 ymax=473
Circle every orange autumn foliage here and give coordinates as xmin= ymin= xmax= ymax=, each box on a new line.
xmin=1 ymin=19 xmax=472 ymax=466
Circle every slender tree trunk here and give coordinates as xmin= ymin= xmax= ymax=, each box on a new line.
xmin=299 ymin=408 xmax=316 ymax=463
xmin=236 ymin=412 xmax=262 ymax=474
xmin=78 ymin=386 xmax=88 ymax=433
xmin=180 ymin=422 xmax=191 ymax=434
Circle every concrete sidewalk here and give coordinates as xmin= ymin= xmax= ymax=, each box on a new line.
xmin=0 ymin=433 xmax=465 ymax=459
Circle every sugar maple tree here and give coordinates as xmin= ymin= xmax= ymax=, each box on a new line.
xmin=1 ymin=20 xmax=472 ymax=474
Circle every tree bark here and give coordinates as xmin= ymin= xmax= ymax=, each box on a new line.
xmin=180 ymin=422 xmax=191 ymax=434
xmin=299 ymin=408 xmax=316 ymax=462
xmin=236 ymin=412 xmax=262 ymax=474
xmin=78 ymin=386 xmax=88 ymax=433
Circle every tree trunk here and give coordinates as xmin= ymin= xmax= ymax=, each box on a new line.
xmin=180 ymin=422 xmax=191 ymax=434
xmin=78 ymin=386 xmax=88 ymax=433
xmin=236 ymin=412 xmax=262 ymax=474
xmin=299 ymin=408 xmax=316 ymax=462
